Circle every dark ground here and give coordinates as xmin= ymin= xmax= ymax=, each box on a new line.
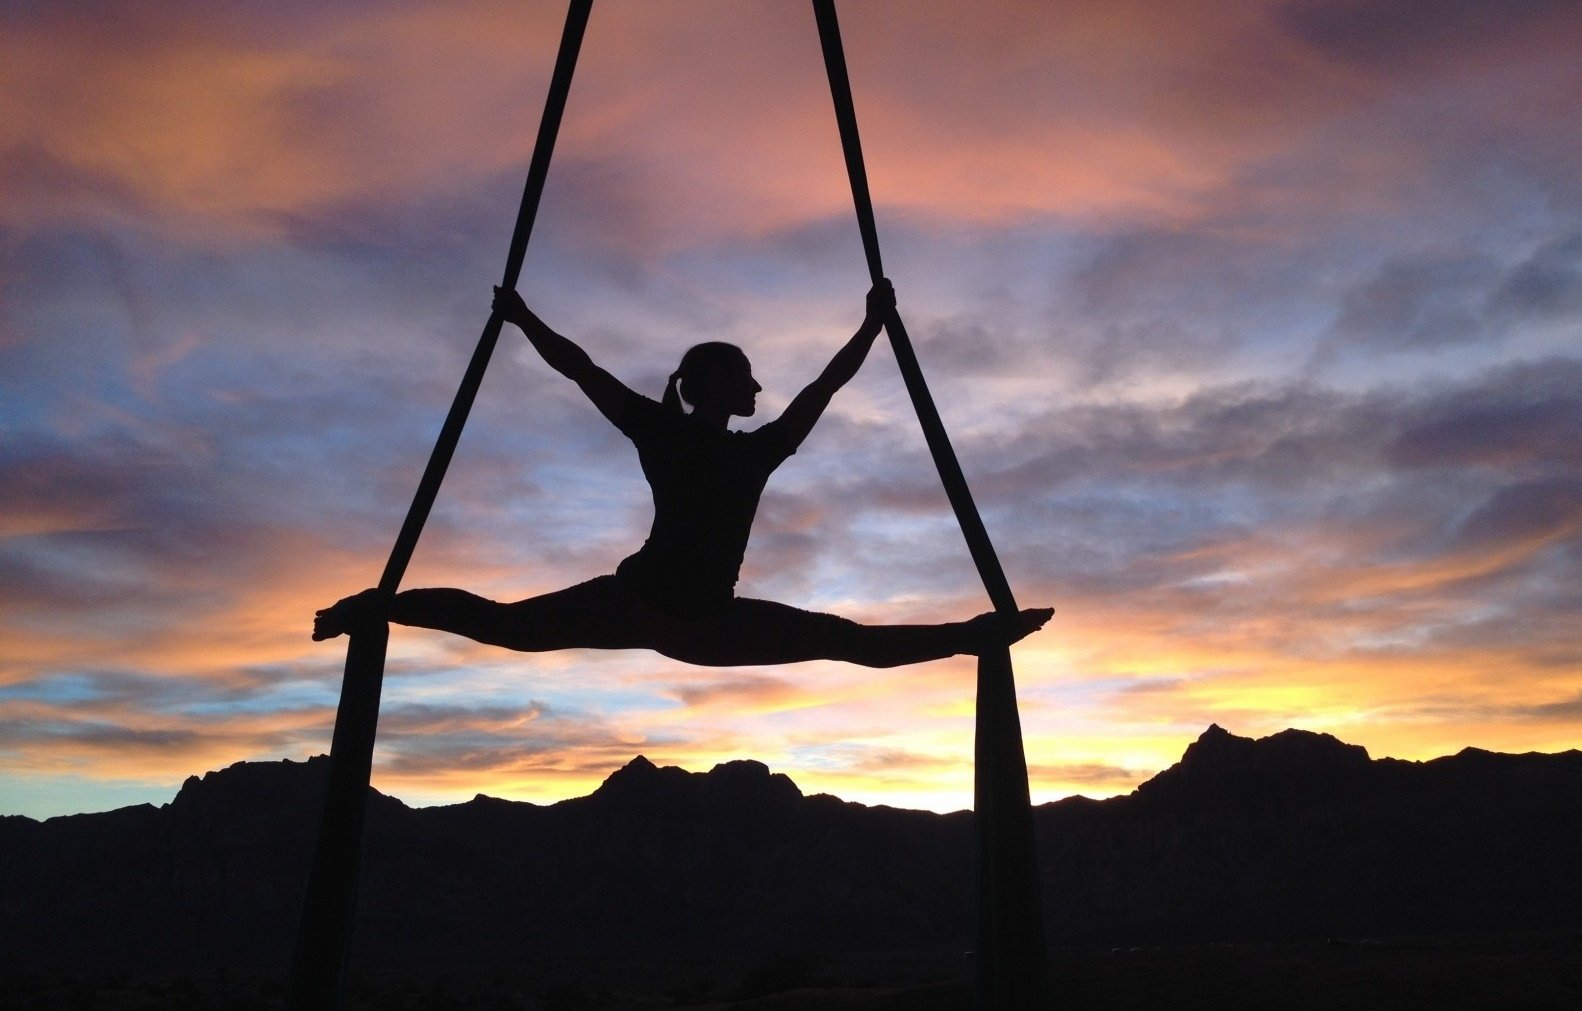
xmin=3 ymin=931 xmax=1577 ymax=1010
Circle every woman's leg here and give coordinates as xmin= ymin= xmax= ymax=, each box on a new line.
xmin=665 ymin=598 xmax=1052 ymax=669
xmin=313 ymin=576 xmax=656 ymax=653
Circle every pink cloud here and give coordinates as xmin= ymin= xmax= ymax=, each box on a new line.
xmin=13 ymin=0 xmax=1576 ymax=253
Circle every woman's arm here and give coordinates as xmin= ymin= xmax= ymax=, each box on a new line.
xmin=777 ymin=280 xmax=895 ymax=450
xmin=492 ymin=286 xmax=636 ymax=425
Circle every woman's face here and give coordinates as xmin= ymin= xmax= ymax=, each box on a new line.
xmin=713 ymin=353 xmax=761 ymax=417
xmin=692 ymin=354 xmax=759 ymax=417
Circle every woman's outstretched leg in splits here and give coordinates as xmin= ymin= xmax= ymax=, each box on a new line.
xmin=314 ymin=577 xmax=654 ymax=653
xmin=313 ymin=582 xmax=1051 ymax=668
xmin=666 ymin=597 xmax=1050 ymax=668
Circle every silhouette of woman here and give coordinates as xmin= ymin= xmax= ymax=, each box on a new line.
xmin=314 ymin=281 xmax=1051 ymax=667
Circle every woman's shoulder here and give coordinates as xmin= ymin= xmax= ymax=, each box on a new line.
xmin=612 ymin=391 xmax=669 ymax=436
xmin=737 ymin=417 xmax=797 ymax=460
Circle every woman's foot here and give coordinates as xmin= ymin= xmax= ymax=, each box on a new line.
xmin=312 ymin=588 xmax=388 ymax=641
xmin=964 ymin=606 xmax=1053 ymax=654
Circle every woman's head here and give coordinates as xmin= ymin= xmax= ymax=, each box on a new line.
xmin=664 ymin=341 xmax=760 ymax=419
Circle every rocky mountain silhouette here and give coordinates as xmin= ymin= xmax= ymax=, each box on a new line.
xmin=3 ymin=726 xmax=1578 ymax=974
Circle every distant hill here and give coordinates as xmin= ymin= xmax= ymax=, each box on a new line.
xmin=2 ymin=725 xmax=1578 ymax=973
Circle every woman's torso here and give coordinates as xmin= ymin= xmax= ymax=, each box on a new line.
xmin=612 ymin=395 xmax=795 ymax=618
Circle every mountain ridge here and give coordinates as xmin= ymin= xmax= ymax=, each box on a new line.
xmin=20 ymin=723 xmax=1572 ymax=824
xmin=3 ymin=726 xmax=1578 ymax=973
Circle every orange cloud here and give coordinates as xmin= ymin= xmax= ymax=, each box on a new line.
xmin=20 ymin=0 xmax=1569 ymax=252
xmin=0 ymin=2 xmax=561 ymax=237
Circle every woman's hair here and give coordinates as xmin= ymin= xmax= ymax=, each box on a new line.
xmin=663 ymin=341 xmax=746 ymax=415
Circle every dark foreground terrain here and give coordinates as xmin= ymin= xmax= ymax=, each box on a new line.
xmin=5 ymin=726 xmax=1579 ymax=1007
xmin=4 ymin=932 xmax=1578 ymax=1009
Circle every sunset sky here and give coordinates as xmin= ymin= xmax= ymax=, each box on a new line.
xmin=3 ymin=0 xmax=1580 ymax=820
